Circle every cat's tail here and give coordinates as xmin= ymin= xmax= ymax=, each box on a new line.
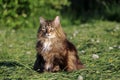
xmin=77 ymin=60 xmax=85 ymax=69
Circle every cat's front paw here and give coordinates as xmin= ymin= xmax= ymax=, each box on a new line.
xmin=52 ymin=65 xmax=60 ymax=72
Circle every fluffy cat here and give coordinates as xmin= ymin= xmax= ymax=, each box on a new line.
xmin=33 ymin=16 xmax=84 ymax=72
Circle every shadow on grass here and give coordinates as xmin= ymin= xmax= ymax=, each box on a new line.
xmin=0 ymin=60 xmax=24 ymax=67
xmin=0 ymin=60 xmax=34 ymax=72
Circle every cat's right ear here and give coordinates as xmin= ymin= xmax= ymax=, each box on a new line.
xmin=53 ymin=16 xmax=60 ymax=27
xmin=39 ymin=17 xmax=45 ymax=25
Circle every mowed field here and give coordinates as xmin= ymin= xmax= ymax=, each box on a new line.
xmin=0 ymin=21 xmax=120 ymax=80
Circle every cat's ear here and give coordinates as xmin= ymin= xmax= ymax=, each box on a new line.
xmin=39 ymin=17 xmax=45 ymax=25
xmin=53 ymin=16 xmax=60 ymax=27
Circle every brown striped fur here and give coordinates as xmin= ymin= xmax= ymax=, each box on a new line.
xmin=33 ymin=16 xmax=84 ymax=72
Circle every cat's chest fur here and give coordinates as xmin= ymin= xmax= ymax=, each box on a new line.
xmin=42 ymin=39 xmax=52 ymax=52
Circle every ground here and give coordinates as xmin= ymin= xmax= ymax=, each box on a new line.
xmin=0 ymin=21 xmax=120 ymax=80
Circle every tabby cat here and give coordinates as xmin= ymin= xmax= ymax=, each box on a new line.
xmin=33 ymin=16 xmax=84 ymax=72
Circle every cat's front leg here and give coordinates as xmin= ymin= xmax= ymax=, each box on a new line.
xmin=33 ymin=54 xmax=45 ymax=72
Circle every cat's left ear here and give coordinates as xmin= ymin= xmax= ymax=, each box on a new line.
xmin=39 ymin=17 xmax=45 ymax=25
xmin=53 ymin=16 xmax=60 ymax=27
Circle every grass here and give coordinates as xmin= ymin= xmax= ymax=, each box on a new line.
xmin=0 ymin=20 xmax=120 ymax=80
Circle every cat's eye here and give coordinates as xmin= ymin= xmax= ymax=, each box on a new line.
xmin=51 ymin=28 xmax=54 ymax=30
xmin=41 ymin=27 xmax=46 ymax=31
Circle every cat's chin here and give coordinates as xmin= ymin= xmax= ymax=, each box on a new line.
xmin=45 ymin=35 xmax=56 ymax=39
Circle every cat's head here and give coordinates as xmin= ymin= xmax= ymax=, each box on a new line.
xmin=38 ymin=16 xmax=66 ymax=39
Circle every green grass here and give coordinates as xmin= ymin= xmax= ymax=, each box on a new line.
xmin=0 ymin=21 xmax=120 ymax=80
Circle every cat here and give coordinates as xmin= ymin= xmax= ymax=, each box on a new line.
xmin=33 ymin=16 xmax=84 ymax=72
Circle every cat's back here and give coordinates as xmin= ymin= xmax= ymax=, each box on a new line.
xmin=64 ymin=39 xmax=77 ymax=52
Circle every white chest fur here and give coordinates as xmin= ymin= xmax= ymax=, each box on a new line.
xmin=42 ymin=40 xmax=52 ymax=52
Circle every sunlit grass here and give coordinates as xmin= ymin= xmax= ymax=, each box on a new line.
xmin=0 ymin=21 xmax=120 ymax=80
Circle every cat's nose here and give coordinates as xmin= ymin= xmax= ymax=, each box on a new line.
xmin=46 ymin=29 xmax=50 ymax=33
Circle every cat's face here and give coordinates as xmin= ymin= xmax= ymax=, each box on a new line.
xmin=40 ymin=22 xmax=56 ymax=38
xmin=39 ymin=16 xmax=60 ymax=39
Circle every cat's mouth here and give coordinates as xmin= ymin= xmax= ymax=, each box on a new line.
xmin=45 ymin=33 xmax=56 ymax=38
xmin=46 ymin=33 xmax=51 ymax=36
